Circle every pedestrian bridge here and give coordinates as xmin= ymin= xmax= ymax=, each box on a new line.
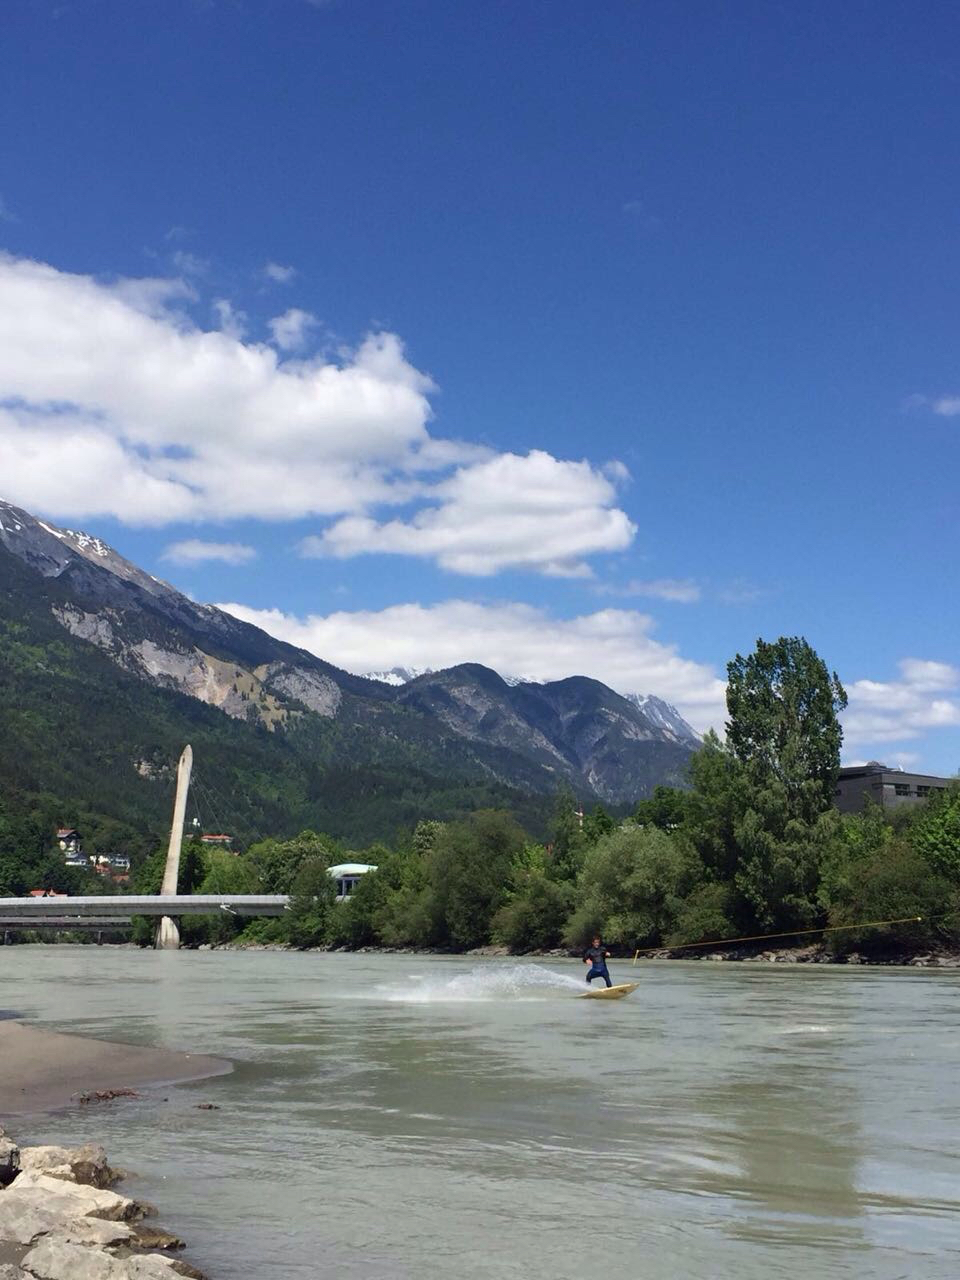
xmin=0 ymin=894 xmax=289 ymax=925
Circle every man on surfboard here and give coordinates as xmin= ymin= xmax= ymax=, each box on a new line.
xmin=583 ymin=936 xmax=613 ymax=988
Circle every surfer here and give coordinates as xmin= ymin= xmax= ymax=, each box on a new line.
xmin=583 ymin=936 xmax=613 ymax=988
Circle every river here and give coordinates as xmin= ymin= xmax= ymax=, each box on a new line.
xmin=4 ymin=947 xmax=959 ymax=1279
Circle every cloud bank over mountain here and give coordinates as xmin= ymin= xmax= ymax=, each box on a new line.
xmin=0 ymin=253 xmax=633 ymax=579
xmin=218 ymin=597 xmax=727 ymax=733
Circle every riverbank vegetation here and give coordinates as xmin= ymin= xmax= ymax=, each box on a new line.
xmin=130 ymin=637 xmax=960 ymax=959
xmin=5 ymin=636 xmax=959 ymax=958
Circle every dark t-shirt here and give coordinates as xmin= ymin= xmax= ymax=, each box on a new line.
xmin=583 ymin=944 xmax=608 ymax=966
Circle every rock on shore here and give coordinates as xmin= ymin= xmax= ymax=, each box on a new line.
xmin=0 ymin=1131 xmax=206 ymax=1280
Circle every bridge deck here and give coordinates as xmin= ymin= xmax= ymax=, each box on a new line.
xmin=0 ymin=917 xmax=134 ymax=929
xmin=0 ymin=895 xmax=289 ymax=919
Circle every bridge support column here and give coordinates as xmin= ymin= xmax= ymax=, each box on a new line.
xmin=155 ymin=916 xmax=181 ymax=950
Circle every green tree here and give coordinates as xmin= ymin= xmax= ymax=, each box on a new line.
xmin=430 ymin=810 xmax=525 ymax=950
xmin=564 ymin=824 xmax=704 ymax=950
xmin=732 ymin=784 xmax=841 ymax=929
xmin=582 ymin=804 xmax=615 ymax=845
xmin=824 ymin=841 xmax=960 ymax=956
xmin=287 ymin=855 xmax=336 ymax=948
xmin=726 ymin=636 xmax=847 ymax=821
xmin=683 ymin=731 xmax=746 ymax=881
xmin=816 ymin=803 xmax=892 ymax=913
xmin=492 ymin=844 xmax=573 ymax=952
xmin=199 ymin=848 xmax=260 ymax=896
xmin=245 ymin=830 xmax=338 ymax=893
xmin=634 ymin=785 xmax=690 ymax=831
xmin=546 ymin=786 xmax=586 ymax=882
xmin=910 ymin=785 xmax=960 ymax=880
xmin=179 ymin=839 xmax=209 ymax=894
xmin=134 ymin=838 xmax=208 ymax=895
xmin=411 ymin=820 xmax=444 ymax=858
xmin=668 ymin=881 xmax=735 ymax=947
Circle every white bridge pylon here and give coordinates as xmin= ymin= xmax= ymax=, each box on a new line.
xmin=156 ymin=743 xmax=193 ymax=950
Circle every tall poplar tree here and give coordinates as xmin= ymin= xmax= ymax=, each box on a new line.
xmin=726 ymin=636 xmax=847 ymax=822
xmin=720 ymin=637 xmax=848 ymax=929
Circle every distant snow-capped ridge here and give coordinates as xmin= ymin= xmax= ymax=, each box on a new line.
xmin=362 ymin=665 xmax=533 ymax=688
xmin=624 ymin=693 xmax=701 ymax=743
xmin=359 ymin=664 xmax=699 ymax=742
xmin=361 ymin=666 xmax=434 ymax=686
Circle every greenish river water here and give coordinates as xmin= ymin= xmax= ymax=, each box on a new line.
xmin=4 ymin=948 xmax=959 ymax=1279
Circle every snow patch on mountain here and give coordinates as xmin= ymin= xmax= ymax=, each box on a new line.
xmin=362 ymin=665 xmax=434 ymax=686
xmin=625 ymin=693 xmax=701 ymax=744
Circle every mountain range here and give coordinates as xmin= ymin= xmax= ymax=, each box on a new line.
xmin=0 ymin=499 xmax=699 ymax=848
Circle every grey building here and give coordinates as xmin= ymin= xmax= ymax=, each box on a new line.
xmin=835 ymin=762 xmax=953 ymax=814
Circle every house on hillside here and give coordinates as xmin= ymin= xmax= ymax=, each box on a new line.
xmin=55 ymin=828 xmax=81 ymax=855
xmin=91 ymin=855 xmax=131 ymax=884
xmin=28 ymin=889 xmax=68 ymax=898
xmin=835 ymin=763 xmax=953 ymax=814
xmin=200 ymin=833 xmax=233 ymax=849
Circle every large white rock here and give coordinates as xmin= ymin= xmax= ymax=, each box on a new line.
xmin=21 ymin=1239 xmax=181 ymax=1280
xmin=0 ymin=1196 xmax=59 ymax=1245
xmin=0 ymin=1185 xmax=135 ymax=1249
xmin=49 ymin=1218 xmax=135 ymax=1248
xmin=4 ymin=1172 xmax=147 ymax=1222
xmin=18 ymin=1145 xmax=119 ymax=1189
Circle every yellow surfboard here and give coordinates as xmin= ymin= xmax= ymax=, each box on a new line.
xmin=578 ymin=982 xmax=639 ymax=1000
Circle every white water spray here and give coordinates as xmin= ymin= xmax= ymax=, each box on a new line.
xmin=378 ymin=963 xmax=585 ymax=1003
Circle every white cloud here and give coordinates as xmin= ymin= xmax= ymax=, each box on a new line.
xmin=886 ymin=751 xmax=922 ymax=770
xmin=897 ymin=659 xmax=958 ymax=691
xmin=213 ymin=298 xmax=248 ymax=340
xmin=0 ymin=255 xmax=433 ymax=523
xmin=212 ymin=298 xmax=247 ymax=340
xmin=268 ymin=307 xmax=316 ymax=351
xmin=161 ymin=540 xmax=257 ymax=566
xmin=601 ymin=578 xmax=701 ymax=603
xmin=843 ymin=658 xmax=960 ymax=747
xmin=0 ymin=254 xmax=635 ymax=577
xmin=108 ymin=275 xmax=196 ymax=320
xmin=308 ymin=451 xmax=636 ymax=577
xmin=264 ymin=262 xmax=296 ymax=284
xmin=170 ymin=250 xmax=209 ymax=278
xmin=216 ymin=598 xmax=726 ymax=732
xmin=910 ymin=392 xmax=960 ymax=417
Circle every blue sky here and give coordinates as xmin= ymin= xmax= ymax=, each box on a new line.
xmin=0 ymin=0 xmax=957 ymax=770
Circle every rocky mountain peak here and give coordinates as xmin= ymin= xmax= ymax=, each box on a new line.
xmin=0 ymin=500 xmax=177 ymax=603
xmin=0 ymin=498 xmax=699 ymax=805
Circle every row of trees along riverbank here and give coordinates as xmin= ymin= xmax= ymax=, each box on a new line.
xmin=118 ymin=636 xmax=959 ymax=959
xmin=7 ymin=636 xmax=958 ymax=957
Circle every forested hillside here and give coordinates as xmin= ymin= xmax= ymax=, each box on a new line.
xmin=0 ymin=546 xmax=551 ymax=889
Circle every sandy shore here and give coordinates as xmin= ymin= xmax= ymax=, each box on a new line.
xmin=0 ymin=1020 xmax=231 ymax=1115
